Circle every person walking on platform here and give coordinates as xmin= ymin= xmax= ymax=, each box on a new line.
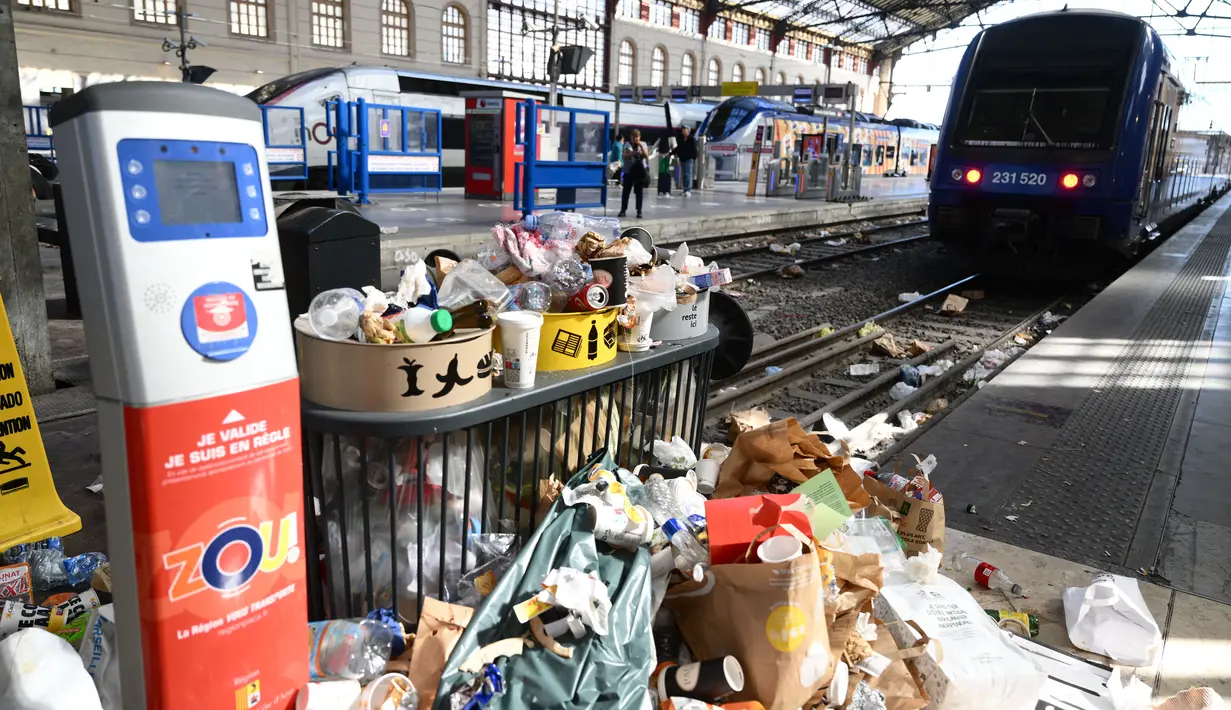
xmin=619 ymin=129 xmax=650 ymax=219
xmin=672 ymin=125 xmax=698 ymax=197
xmin=656 ymin=135 xmax=676 ymax=198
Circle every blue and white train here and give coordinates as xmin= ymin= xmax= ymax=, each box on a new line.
xmin=929 ymin=9 xmax=1231 ymax=263
xmin=246 ymin=65 xmax=712 ymax=187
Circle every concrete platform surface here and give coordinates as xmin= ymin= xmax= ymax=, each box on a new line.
xmin=280 ymin=178 xmax=930 ymax=287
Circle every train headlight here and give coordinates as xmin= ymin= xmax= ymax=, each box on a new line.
xmin=964 ymin=169 xmax=982 ymax=184
xmin=1061 ymin=173 xmax=1080 ymax=189
xmin=1082 ymin=174 xmax=1097 ymax=187
xmin=951 ymin=168 xmax=963 ymax=181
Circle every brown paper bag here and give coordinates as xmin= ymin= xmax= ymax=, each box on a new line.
xmin=666 ymin=527 xmax=830 ymax=710
xmin=728 ymin=407 xmax=771 ymax=444
xmin=861 ymin=478 xmax=945 ymax=555
xmin=404 ymin=597 xmax=474 ymax=708
xmin=854 ymin=620 xmax=929 ymax=710
xmin=715 ymin=419 xmax=829 ymax=498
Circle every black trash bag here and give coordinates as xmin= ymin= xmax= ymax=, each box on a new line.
xmin=434 ymin=449 xmax=654 ymax=709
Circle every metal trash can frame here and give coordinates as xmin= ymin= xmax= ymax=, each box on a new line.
xmin=300 ymin=327 xmax=719 ymax=626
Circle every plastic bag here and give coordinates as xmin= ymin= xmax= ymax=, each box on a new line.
xmin=1 ymin=628 xmax=103 ymax=709
xmin=651 ymin=436 xmax=698 ymax=470
xmin=436 ymin=260 xmax=512 ymax=312
xmin=394 ymin=257 xmax=433 ymax=308
xmin=1063 ymin=574 xmax=1162 ymax=666
xmin=457 ymin=534 xmax=519 ymax=608
xmin=78 ymin=605 xmax=120 ymax=709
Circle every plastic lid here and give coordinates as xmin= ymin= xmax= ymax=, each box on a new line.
xmin=430 ymin=309 xmax=453 ymax=333
xmin=662 ymin=518 xmax=686 ymax=539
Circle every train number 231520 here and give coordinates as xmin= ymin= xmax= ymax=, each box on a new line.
xmin=991 ymin=171 xmax=1047 ymax=185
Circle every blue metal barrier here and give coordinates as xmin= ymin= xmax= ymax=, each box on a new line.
xmin=352 ymin=98 xmax=443 ymax=204
xmin=260 ymin=105 xmax=308 ymax=181
xmin=24 ymin=105 xmax=53 ymax=159
xmin=324 ymin=98 xmax=443 ymax=204
xmin=514 ymin=99 xmax=609 ymax=216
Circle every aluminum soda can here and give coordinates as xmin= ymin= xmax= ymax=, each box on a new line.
xmin=568 ymin=283 xmax=609 ymax=311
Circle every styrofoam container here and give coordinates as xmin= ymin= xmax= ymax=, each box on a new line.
xmin=649 ymin=289 xmax=710 ymax=341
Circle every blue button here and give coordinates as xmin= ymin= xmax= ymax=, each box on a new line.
xmin=134 ymin=209 xmax=151 ymax=225
xmin=131 ymin=185 xmax=147 ymax=200
xmin=127 ymin=159 xmax=144 ymax=176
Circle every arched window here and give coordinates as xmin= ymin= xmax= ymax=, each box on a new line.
xmin=754 ymin=68 xmax=765 ymax=84
xmin=651 ymin=46 xmax=667 ymax=87
xmin=732 ymin=63 xmax=744 ymax=82
xmin=776 ymin=71 xmax=786 ymax=84
xmin=381 ymin=0 xmax=411 ymax=56
xmin=681 ymin=52 xmax=695 ymax=86
xmin=707 ymin=58 xmax=720 ymax=86
xmin=618 ymin=40 xmax=635 ymax=85
xmin=442 ymin=5 xmax=466 ymax=64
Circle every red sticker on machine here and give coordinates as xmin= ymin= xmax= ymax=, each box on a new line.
xmin=192 ymin=292 xmax=249 ymax=343
xmin=124 ymin=377 xmax=306 ymax=710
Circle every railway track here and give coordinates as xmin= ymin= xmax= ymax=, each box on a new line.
xmin=654 ymin=209 xmax=927 ymax=252
xmin=704 ymin=276 xmax=1075 ymax=456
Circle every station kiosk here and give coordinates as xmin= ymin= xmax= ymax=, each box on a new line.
xmin=50 ymin=82 xmax=307 ymax=709
xmin=463 ymin=90 xmax=560 ymax=200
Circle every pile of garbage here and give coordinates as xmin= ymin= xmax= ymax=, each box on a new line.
xmin=300 ymin=211 xmax=731 ymax=386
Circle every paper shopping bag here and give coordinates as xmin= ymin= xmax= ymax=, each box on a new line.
xmin=862 ymin=475 xmax=944 ymax=555
xmin=715 ymin=419 xmax=828 ymax=498
xmin=666 ymin=528 xmax=830 ymax=710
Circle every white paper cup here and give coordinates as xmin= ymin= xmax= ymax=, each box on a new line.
xmin=497 ymin=311 xmax=544 ymax=389
xmin=756 ymin=534 xmax=803 ymax=564
xmin=695 ymin=460 xmax=719 ymax=495
xmin=618 ymin=310 xmax=655 ymax=352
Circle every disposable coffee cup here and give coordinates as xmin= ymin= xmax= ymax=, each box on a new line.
xmin=358 ymin=673 xmax=415 ymax=710
xmin=497 ymin=311 xmax=544 ymax=389
xmin=589 ymin=256 xmax=629 ymax=305
xmin=297 ymin=681 xmax=361 ymax=710
xmin=618 ymin=310 xmax=655 ymax=352
xmin=695 ymin=460 xmax=719 ymax=496
xmin=756 ymin=534 xmax=803 ymax=564
xmin=661 ymin=656 xmax=745 ymax=703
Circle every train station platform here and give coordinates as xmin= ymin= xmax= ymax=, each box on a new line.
xmin=902 ymin=192 xmax=1231 ymax=606
xmin=275 ymin=176 xmax=928 ymax=286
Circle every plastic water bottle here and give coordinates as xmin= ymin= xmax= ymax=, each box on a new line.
xmin=953 ymin=552 xmax=1022 ymax=595
xmin=393 ymin=307 xmax=453 ymax=344
xmin=662 ymin=518 xmax=709 ymax=571
xmin=307 ymin=619 xmax=395 ymax=682
xmin=308 ymin=288 xmax=364 ymax=341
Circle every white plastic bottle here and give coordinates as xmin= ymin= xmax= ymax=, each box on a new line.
xmin=393 ymin=307 xmax=453 ymax=344
xmin=308 ymin=288 xmax=364 ymax=341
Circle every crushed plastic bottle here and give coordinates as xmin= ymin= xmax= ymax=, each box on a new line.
xmin=29 ymin=547 xmax=69 ymax=590
xmin=308 ymin=618 xmax=396 ymax=683
xmin=899 ymin=365 xmax=921 ymax=387
xmin=888 ymin=382 xmax=917 ymax=401
xmin=63 ymin=552 xmax=108 ymax=587
xmin=953 ymin=552 xmax=1022 ymax=595
xmin=662 ymin=518 xmax=709 ymax=573
xmin=308 ymin=288 xmax=365 ymax=341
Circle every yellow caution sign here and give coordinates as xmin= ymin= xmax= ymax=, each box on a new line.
xmin=0 ymin=294 xmax=80 ymax=549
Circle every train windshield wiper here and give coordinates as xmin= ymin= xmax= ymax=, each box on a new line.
xmin=1023 ymin=88 xmax=1056 ymax=147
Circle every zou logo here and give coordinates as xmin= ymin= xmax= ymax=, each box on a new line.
xmin=162 ymin=513 xmax=300 ymax=601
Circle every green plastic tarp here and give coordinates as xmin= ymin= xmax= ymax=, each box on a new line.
xmin=433 ymin=450 xmax=654 ymax=709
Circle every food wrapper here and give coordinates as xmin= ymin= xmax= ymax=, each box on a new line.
xmin=0 ymin=563 xmax=32 ymax=604
xmin=0 ymin=588 xmax=101 ymax=639
xmin=687 ymin=268 xmax=732 ymax=289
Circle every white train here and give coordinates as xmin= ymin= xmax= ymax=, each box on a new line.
xmin=247 ymin=65 xmax=712 ymax=187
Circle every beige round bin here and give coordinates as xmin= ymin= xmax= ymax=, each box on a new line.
xmin=649 ymin=289 xmax=710 ymax=342
xmin=295 ymin=318 xmax=494 ymax=412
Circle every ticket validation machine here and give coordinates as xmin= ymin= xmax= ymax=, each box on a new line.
xmin=49 ymin=83 xmax=307 ymax=710
xmin=463 ymin=91 xmax=532 ymax=200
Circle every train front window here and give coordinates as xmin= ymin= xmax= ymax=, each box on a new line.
xmin=247 ymin=68 xmax=338 ymax=104
xmin=962 ymin=87 xmax=1110 ymax=149
xmin=954 ymin=13 xmax=1140 ymax=150
xmin=704 ymin=102 xmax=752 ymax=141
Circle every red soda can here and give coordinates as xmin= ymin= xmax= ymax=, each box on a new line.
xmin=568 ymin=283 xmax=609 ymax=311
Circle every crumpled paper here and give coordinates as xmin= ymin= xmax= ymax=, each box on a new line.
xmin=394 ymin=259 xmax=431 ymax=307
xmin=537 ymin=567 xmax=612 ymax=636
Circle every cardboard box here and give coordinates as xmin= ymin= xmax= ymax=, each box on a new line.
xmin=704 ymin=494 xmax=813 ymax=565
xmin=940 ymin=294 xmax=968 ymax=315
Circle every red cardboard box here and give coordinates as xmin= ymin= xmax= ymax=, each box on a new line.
xmin=705 ymin=494 xmax=814 ymax=565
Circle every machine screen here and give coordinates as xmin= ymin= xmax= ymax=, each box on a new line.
xmin=153 ymin=160 xmax=243 ymax=225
